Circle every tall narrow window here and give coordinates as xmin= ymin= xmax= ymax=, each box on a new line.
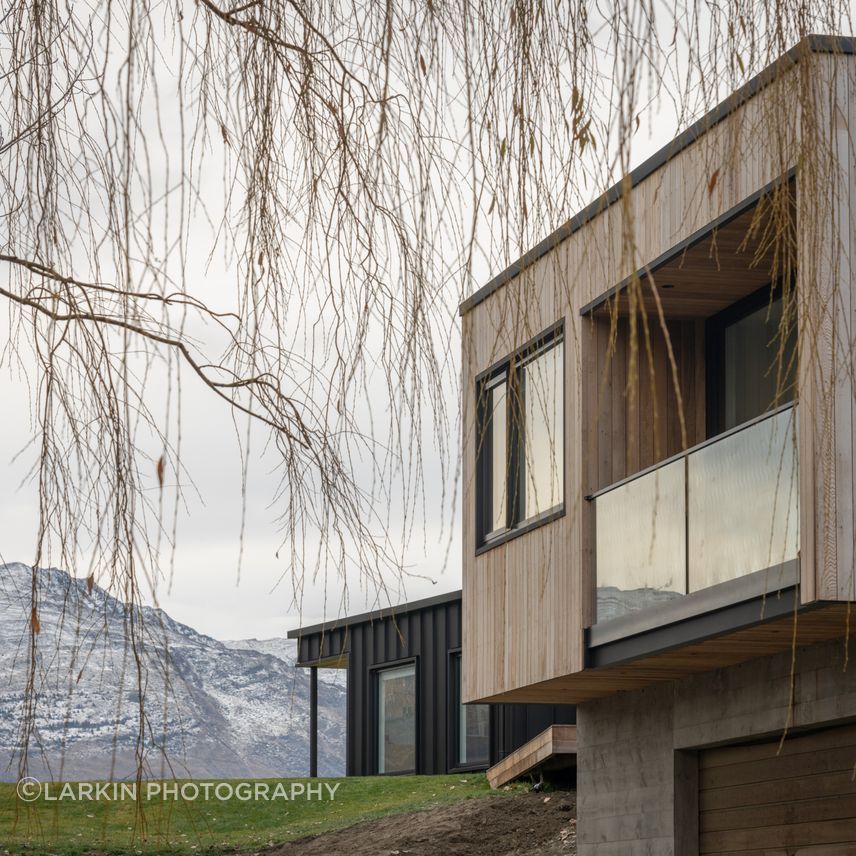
xmin=487 ymin=376 xmax=508 ymax=536
xmin=450 ymin=653 xmax=490 ymax=768
xmin=521 ymin=339 xmax=564 ymax=518
xmin=476 ymin=324 xmax=564 ymax=547
xmin=376 ymin=663 xmax=416 ymax=773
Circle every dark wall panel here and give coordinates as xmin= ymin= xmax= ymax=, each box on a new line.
xmin=490 ymin=703 xmax=577 ymax=766
xmin=347 ymin=601 xmax=459 ymax=775
xmin=300 ymin=595 xmax=574 ymax=777
xmin=297 ymin=625 xmax=348 ymax=666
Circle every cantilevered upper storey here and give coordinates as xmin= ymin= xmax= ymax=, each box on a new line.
xmin=461 ymin=35 xmax=856 ymax=705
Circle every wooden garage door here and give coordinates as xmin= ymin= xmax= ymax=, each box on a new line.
xmin=700 ymin=722 xmax=856 ymax=855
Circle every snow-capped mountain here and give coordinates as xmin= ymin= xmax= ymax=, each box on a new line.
xmin=0 ymin=563 xmax=345 ymax=781
xmin=224 ymin=637 xmax=346 ymax=688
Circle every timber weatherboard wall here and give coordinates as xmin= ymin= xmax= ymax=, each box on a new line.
xmin=289 ymin=591 xmax=575 ymax=776
xmin=461 ymin=37 xmax=856 ymax=705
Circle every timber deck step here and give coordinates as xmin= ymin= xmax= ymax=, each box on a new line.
xmin=486 ymin=724 xmax=577 ymax=789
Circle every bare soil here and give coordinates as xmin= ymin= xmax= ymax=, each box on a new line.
xmin=263 ymin=790 xmax=577 ymax=856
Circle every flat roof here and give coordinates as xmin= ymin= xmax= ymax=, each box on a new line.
xmin=458 ymin=33 xmax=856 ymax=317
xmin=287 ymin=588 xmax=462 ymax=639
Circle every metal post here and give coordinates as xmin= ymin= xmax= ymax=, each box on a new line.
xmin=309 ymin=666 xmax=318 ymax=778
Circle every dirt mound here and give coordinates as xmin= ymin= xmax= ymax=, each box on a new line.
xmin=265 ymin=790 xmax=576 ymax=856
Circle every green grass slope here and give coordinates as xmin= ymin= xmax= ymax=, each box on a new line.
xmin=0 ymin=774 xmax=520 ymax=854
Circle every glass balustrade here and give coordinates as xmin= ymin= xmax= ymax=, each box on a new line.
xmin=594 ymin=405 xmax=799 ymax=625
xmin=595 ymin=458 xmax=687 ymax=622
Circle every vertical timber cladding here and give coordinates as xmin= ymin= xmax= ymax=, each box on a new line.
xmin=699 ymin=723 xmax=856 ymax=854
xmin=585 ymin=315 xmax=707 ymax=494
xmin=461 ymin=44 xmax=804 ymax=705
xmin=798 ymin=50 xmax=856 ymax=605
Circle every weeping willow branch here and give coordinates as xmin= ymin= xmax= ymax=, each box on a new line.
xmin=1 ymin=0 xmax=853 ymax=806
xmin=0 ymin=283 xmax=313 ymax=444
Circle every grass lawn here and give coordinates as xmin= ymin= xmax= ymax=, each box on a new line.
xmin=0 ymin=774 xmax=519 ymax=854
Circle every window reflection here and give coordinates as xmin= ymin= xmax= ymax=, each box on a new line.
xmin=522 ymin=340 xmax=564 ymax=518
xmin=451 ymin=653 xmax=489 ymax=767
xmin=712 ymin=289 xmax=797 ymax=434
xmin=489 ymin=380 xmax=507 ymax=535
xmin=595 ymin=458 xmax=687 ymax=622
xmin=688 ymin=408 xmax=799 ymax=589
xmin=377 ymin=663 xmax=416 ymax=773
xmin=460 ymin=703 xmax=490 ymax=767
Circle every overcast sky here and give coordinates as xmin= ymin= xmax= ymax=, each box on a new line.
xmin=0 ymin=302 xmax=463 ymax=641
xmin=0 ymin=72 xmax=699 ymax=642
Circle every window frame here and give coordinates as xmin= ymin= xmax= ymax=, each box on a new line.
xmin=370 ymin=657 xmax=419 ymax=776
xmin=705 ymin=279 xmax=797 ymax=438
xmin=447 ymin=649 xmax=492 ymax=773
xmin=475 ymin=320 xmax=566 ymax=554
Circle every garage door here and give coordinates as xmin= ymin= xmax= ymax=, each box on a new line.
xmin=700 ymin=722 xmax=856 ymax=855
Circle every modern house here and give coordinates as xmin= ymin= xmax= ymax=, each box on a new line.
xmin=287 ymin=590 xmax=575 ymax=778
xmin=461 ymin=35 xmax=856 ymax=854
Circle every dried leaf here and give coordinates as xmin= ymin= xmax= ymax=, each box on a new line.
xmin=707 ymin=169 xmax=720 ymax=195
xmin=419 ymin=53 xmax=427 ymax=75
xmin=156 ymin=454 xmax=165 ymax=488
xmin=31 ymin=608 xmax=40 ymax=634
xmin=220 ymin=122 xmax=229 ymax=146
xmin=87 ymin=574 xmax=95 ymax=595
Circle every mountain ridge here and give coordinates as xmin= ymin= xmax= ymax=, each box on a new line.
xmin=0 ymin=563 xmax=345 ymax=781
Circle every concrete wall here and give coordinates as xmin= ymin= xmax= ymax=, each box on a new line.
xmin=576 ymin=636 xmax=856 ymax=855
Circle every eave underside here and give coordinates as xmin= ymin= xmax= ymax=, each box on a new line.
xmin=473 ymin=602 xmax=853 ymax=705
